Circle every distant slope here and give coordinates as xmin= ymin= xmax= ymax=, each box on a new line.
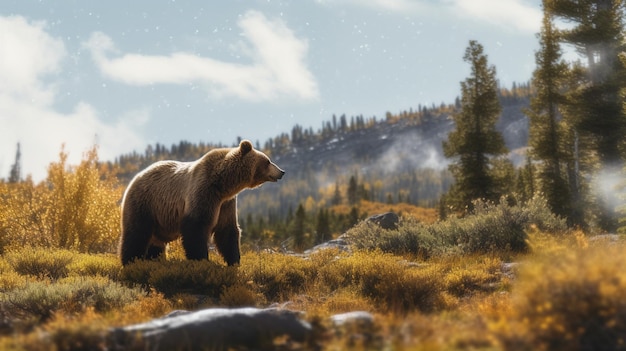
xmin=270 ymin=96 xmax=530 ymax=176
xmin=112 ymin=90 xmax=532 ymax=218
xmin=237 ymin=94 xmax=531 ymax=217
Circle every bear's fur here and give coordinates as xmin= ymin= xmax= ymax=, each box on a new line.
xmin=118 ymin=140 xmax=284 ymax=266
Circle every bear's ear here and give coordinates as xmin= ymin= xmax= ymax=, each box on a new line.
xmin=239 ymin=140 xmax=253 ymax=155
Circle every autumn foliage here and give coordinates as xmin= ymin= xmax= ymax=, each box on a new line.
xmin=0 ymin=146 xmax=122 ymax=253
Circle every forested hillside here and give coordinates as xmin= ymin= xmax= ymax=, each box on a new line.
xmin=107 ymin=85 xmax=531 ymax=245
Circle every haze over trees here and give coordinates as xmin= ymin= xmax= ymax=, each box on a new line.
xmin=545 ymin=0 xmax=626 ymax=167
xmin=529 ymin=0 xmax=626 ymax=231
xmin=526 ymin=10 xmax=574 ymax=225
xmin=437 ymin=0 xmax=626 ymax=232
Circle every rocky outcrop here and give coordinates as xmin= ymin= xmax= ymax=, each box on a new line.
xmin=304 ymin=212 xmax=400 ymax=256
xmin=109 ymin=307 xmax=311 ymax=351
xmin=304 ymin=235 xmax=351 ymax=255
xmin=367 ymin=212 xmax=399 ymax=230
xmin=108 ymin=307 xmax=378 ymax=350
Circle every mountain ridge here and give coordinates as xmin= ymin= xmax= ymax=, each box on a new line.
xmin=112 ymin=89 xmax=532 ymax=218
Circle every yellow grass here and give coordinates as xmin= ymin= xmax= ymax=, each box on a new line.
xmin=0 ymin=232 xmax=623 ymax=350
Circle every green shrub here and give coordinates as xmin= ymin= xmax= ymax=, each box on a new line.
xmin=494 ymin=241 xmax=626 ymax=351
xmin=347 ymin=195 xmax=567 ymax=257
xmin=444 ymin=266 xmax=495 ymax=297
xmin=121 ymin=259 xmax=238 ymax=298
xmin=0 ymin=271 xmax=27 ymax=292
xmin=5 ymin=247 xmax=74 ymax=280
xmin=319 ymin=251 xmax=446 ymax=312
xmin=219 ymin=284 xmax=260 ymax=307
xmin=41 ymin=311 xmax=108 ymax=351
xmin=2 ymin=276 xmax=142 ymax=322
xmin=240 ymin=252 xmax=317 ymax=301
xmin=67 ymin=252 xmax=121 ymax=280
xmin=346 ymin=218 xmax=438 ymax=258
xmin=59 ymin=276 xmax=142 ymax=313
xmin=3 ymin=281 xmax=65 ymax=321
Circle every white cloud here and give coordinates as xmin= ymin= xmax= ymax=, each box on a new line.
xmin=316 ymin=0 xmax=541 ymax=33
xmin=0 ymin=16 xmax=64 ymax=105
xmin=450 ymin=0 xmax=542 ymax=34
xmin=316 ymin=0 xmax=426 ymax=12
xmin=85 ymin=10 xmax=319 ymax=102
xmin=0 ymin=15 xmax=146 ymax=181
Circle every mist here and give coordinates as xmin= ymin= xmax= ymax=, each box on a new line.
xmin=372 ymin=132 xmax=449 ymax=175
xmin=594 ymin=165 xmax=625 ymax=218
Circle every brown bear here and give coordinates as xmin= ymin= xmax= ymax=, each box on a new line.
xmin=118 ymin=140 xmax=284 ymax=266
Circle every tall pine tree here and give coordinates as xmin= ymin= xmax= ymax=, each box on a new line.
xmin=526 ymin=10 xmax=574 ymax=222
xmin=546 ymin=0 xmax=626 ymax=230
xmin=292 ymin=204 xmax=306 ymax=251
xmin=443 ymin=40 xmax=508 ymax=212
xmin=545 ymin=0 xmax=626 ymax=166
xmin=8 ymin=143 xmax=21 ymax=183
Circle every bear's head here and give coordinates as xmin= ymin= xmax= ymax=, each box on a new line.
xmin=238 ymin=140 xmax=285 ymax=188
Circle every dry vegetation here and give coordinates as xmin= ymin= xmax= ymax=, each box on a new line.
xmin=1 ymin=149 xmax=625 ymax=350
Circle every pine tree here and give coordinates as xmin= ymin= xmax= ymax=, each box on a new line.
xmin=347 ymin=175 xmax=358 ymax=205
xmin=545 ymin=0 xmax=626 ymax=166
xmin=526 ymin=9 xmax=573 ymax=221
xmin=515 ymin=155 xmax=536 ymax=203
xmin=332 ymin=181 xmax=342 ymax=205
xmin=348 ymin=206 xmax=359 ymax=227
xmin=315 ymin=209 xmax=331 ymax=244
xmin=443 ymin=40 xmax=508 ymax=211
xmin=8 ymin=143 xmax=21 ymax=183
xmin=292 ymin=204 xmax=306 ymax=251
xmin=546 ymin=0 xmax=626 ymax=230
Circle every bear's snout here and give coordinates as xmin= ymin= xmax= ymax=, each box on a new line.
xmin=270 ymin=165 xmax=285 ymax=182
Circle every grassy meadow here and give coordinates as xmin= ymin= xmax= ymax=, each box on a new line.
xmin=0 ymin=149 xmax=625 ymax=350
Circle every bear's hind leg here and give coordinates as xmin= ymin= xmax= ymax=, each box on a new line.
xmin=120 ymin=207 xmax=160 ymax=265
xmin=120 ymin=225 xmax=153 ymax=266
xmin=145 ymin=237 xmax=166 ymax=260
xmin=213 ymin=199 xmax=241 ymax=266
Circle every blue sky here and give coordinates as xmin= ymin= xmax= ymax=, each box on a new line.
xmin=1 ymin=0 xmax=543 ymax=181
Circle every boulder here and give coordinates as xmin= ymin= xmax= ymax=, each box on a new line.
xmin=589 ymin=234 xmax=620 ymax=243
xmin=109 ymin=307 xmax=311 ymax=351
xmin=331 ymin=311 xmax=375 ymax=328
xmin=330 ymin=311 xmax=378 ymax=348
xmin=367 ymin=212 xmax=399 ymax=230
xmin=304 ymin=235 xmax=351 ymax=255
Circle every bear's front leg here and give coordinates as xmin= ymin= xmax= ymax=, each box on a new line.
xmin=180 ymin=214 xmax=211 ymax=260
xmin=213 ymin=198 xmax=241 ymax=266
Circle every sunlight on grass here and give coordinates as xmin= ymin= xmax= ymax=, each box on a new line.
xmin=0 ymin=232 xmax=624 ymax=350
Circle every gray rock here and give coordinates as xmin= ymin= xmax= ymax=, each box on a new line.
xmin=367 ymin=212 xmax=399 ymax=230
xmin=331 ymin=311 xmax=375 ymax=327
xmin=304 ymin=235 xmax=351 ymax=255
xmin=501 ymin=262 xmax=521 ymax=280
xmin=589 ymin=234 xmax=620 ymax=243
xmin=109 ymin=307 xmax=311 ymax=351
xmin=330 ymin=311 xmax=378 ymax=348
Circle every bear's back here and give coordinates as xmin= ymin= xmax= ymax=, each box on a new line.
xmin=123 ymin=160 xmax=194 ymax=228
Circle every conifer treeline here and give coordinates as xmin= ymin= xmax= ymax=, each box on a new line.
xmin=527 ymin=0 xmax=626 ymax=230
xmin=96 ymin=87 xmax=529 ymax=248
xmin=440 ymin=0 xmax=626 ymax=232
